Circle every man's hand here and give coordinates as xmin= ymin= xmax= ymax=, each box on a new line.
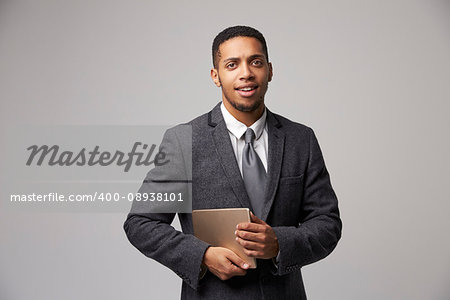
xmin=235 ymin=212 xmax=279 ymax=259
xmin=202 ymin=247 xmax=249 ymax=281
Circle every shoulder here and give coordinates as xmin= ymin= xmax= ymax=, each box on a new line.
xmin=268 ymin=110 xmax=314 ymax=137
xmin=186 ymin=110 xmax=211 ymax=128
xmin=269 ymin=111 xmax=324 ymax=161
xmin=162 ymin=109 xmax=213 ymax=140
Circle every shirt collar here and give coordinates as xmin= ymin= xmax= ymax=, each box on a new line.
xmin=220 ymin=102 xmax=267 ymax=141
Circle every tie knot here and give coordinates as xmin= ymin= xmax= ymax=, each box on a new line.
xmin=244 ymin=128 xmax=256 ymax=144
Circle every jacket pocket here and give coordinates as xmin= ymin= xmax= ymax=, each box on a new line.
xmin=279 ymin=174 xmax=304 ymax=186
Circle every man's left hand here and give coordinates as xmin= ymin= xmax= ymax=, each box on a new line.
xmin=235 ymin=212 xmax=279 ymax=259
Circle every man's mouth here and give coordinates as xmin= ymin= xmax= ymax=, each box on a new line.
xmin=235 ymin=85 xmax=258 ymax=97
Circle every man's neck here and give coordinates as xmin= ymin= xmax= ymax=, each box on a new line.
xmin=222 ymin=100 xmax=265 ymax=127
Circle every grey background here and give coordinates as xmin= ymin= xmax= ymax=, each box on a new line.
xmin=1 ymin=0 xmax=449 ymax=299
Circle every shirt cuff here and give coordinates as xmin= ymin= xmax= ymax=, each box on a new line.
xmin=271 ymin=250 xmax=281 ymax=269
xmin=199 ymin=263 xmax=207 ymax=280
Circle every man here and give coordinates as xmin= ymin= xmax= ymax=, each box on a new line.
xmin=124 ymin=25 xmax=342 ymax=299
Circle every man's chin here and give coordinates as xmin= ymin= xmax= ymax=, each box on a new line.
xmin=229 ymin=99 xmax=263 ymax=113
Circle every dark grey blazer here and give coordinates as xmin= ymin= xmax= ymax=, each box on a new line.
xmin=124 ymin=103 xmax=342 ymax=299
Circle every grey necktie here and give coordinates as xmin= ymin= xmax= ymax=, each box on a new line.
xmin=242 ymin=128 xmax=267 ymax=218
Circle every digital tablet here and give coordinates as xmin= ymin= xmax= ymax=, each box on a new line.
xmin=192 ymin=208 xmax=257 ymax=268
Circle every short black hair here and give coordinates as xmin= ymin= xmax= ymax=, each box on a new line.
xmin=212 ymin=25 xmax=269 ymax=68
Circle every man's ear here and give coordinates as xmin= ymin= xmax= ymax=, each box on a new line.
xmin=210 ymin=68 xmax=221 ymax=87
xmin=268 ymin=62 xmax=273 ymax=82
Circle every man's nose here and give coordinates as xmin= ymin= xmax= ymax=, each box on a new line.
xmin=239 ymin=63 xmax=254 ymax=80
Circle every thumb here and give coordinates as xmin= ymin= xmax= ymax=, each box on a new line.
xmin=250 ymin=211 xmax=265 ymax=225
xmin=225 ymin=249 xmax=249 ymax=270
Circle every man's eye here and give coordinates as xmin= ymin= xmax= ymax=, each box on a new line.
xmin=226 ymin=63 xmax=236 ymax=68
xmin=252 ymin=60 xmax=263 ymax=66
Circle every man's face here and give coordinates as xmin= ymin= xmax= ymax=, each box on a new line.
xmin=211 ymin=37 xmax=273 ymax=113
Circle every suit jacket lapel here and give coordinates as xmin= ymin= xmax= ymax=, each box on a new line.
xmin=208 ymin=103 xmax=253 ymax=209
xmin=261 ymin=110 xmax=285 ymax=222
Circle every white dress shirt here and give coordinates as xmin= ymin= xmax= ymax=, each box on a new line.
xmin=220 ymin=102 xmax=268 ymax=176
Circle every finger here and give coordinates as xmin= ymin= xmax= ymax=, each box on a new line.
xmin=228 ymin=263 xmax=247 ymax=277
xmin=250 ymin=211 xmax=266 ymax=225
xmin=224 ymin=249 xmax=250 ymax=270
xmin=236 ymin=236 xmax=263 ymax=250
xmin=236 ymin=222 xmax=265 ymax=232
xmin=243 ymin=249 xmax=262 ymax=258
xmin=235 ymin=230 xmax=266 ymax=243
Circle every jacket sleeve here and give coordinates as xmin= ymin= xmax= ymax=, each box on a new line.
xmin=123 ymin=126 xmax=210 ymax=290
xmin=272 ymin=128 xmax=342 ymax=275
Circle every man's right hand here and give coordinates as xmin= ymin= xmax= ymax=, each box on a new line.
xmin=202 ymin=247 xmax=249 ymax=280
